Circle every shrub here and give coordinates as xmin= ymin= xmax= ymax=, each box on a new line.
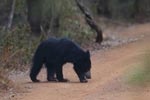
xmin=109 ymin=0 xmax=136 ymax=19
xmin=97 ymin=0 xmax=150 ymax=21
xmin=0 ymin=25 xmax=44 ymax=70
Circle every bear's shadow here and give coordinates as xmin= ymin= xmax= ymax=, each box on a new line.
xmin=26 ymin=81 xmax=83 ymax=84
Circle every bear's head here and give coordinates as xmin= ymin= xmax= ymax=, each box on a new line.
xmin=74 ymin=50 xmax=91 ymax=80
xmin=82 ymin=50 xmax=91 ymax=79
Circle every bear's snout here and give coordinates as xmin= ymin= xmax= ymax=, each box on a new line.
xmin=85 ymin=71 xmax=91 ymax=79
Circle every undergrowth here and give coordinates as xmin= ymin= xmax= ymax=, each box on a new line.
xmin=0 ymin=25 xmax=45 ymax=70
xmin=0 ymin=24 xmax=45 ymax=90
xmin=0 ymin=67 xmax=14 ymax=92
xmin=60 ymin=15 xmax=95 ymax=45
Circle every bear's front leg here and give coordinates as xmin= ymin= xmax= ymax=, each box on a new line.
xmin=56 ymin=66 xmax=69 ymax=82
xmin=74 ymin=67 xmax=88 ymax=83
xmin=78 ymin=74 xmax=88 ymax=83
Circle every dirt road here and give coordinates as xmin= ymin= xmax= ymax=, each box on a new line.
xmin=13 ymin=23 xmax=150 ymax=100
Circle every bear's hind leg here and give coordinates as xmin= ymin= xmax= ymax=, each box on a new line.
xmin=56 ymin=65 xmax=69 ymax=82
xmin=30 ymin=61 xmax=43 ymax=82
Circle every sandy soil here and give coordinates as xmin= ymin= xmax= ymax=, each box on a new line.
xmin=5 ymin=23 xmax=150 ymax=100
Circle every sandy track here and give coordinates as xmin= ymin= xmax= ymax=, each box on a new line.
xmin=14 ymin=24 xmax=150 ymax=100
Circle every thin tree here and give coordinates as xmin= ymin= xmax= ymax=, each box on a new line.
xmin=7 ymin=0 xmax=16 ymax=30
xmin=75 ymin=0 xmax=103 ymax=43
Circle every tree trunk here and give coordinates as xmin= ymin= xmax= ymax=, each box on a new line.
xmin=7 ymin=0 xmax=16 ymax=30
xmin=75 ymin=0 xmax=103 ymax=43
xmin=26 ymin=0 xmax=42 ymax=36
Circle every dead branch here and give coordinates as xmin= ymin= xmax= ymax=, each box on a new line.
xmin=75 ymin=0 xmax=103 ymax=43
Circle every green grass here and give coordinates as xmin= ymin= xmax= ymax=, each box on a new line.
xmin=125 ymin=50 xmax=150 ymax=86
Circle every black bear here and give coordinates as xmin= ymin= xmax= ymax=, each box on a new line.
xmin=30 ymin=38 xmax=91 ymax=83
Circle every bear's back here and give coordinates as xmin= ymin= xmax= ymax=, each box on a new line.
xmin=44 ymin=38 xmax=79 ymax=50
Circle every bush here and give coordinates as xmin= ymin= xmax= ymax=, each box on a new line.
xmin=109 ymin=0 xmax=136 ymax=19
xmin=42 ymin=0 xmax=95 ymax=44
xmin=0 ymin=25 xmax=44 ymax=70
xmin=60 ymin=16 xmax=95 ymax=45
xmin=138 ymin=0 xmax=150 ymax=17
xmin=97 ymin=0 xmax=150 ymax=21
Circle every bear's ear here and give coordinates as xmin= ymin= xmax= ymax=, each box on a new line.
xmin=86 ymin=50 xmax=90 ymax=58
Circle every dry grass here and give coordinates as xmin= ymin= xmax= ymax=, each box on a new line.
xmin=0 ymin=68 xmax=11 ymax=91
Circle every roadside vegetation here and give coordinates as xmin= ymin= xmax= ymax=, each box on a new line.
xmin=0 ymin=0 xmax=150 ymax=92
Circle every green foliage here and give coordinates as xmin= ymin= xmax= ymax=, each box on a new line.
xmin=15 ymin=0 xmax=26 ymax=14
xmin=14 ymin=0 xmax=26 ymax=23
xmin=41 ymin=0 xmax=95 ymax=44
xmin=43 ymin=0 xmax=74 ymax=18
xmin=138 ymin=0 xmax=150 ymax=17
xmin=0 ymin=25 xmax=44 ymax=70
xmin=109 ymin=0 xmax=136 ymax=19
xmin=42 ymin=0 xmax=75 ymax=30
xmin=59 ymin=16 xmax=95 ymax=45
xmin=97 ymin=0 xmax=150 ymax=21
